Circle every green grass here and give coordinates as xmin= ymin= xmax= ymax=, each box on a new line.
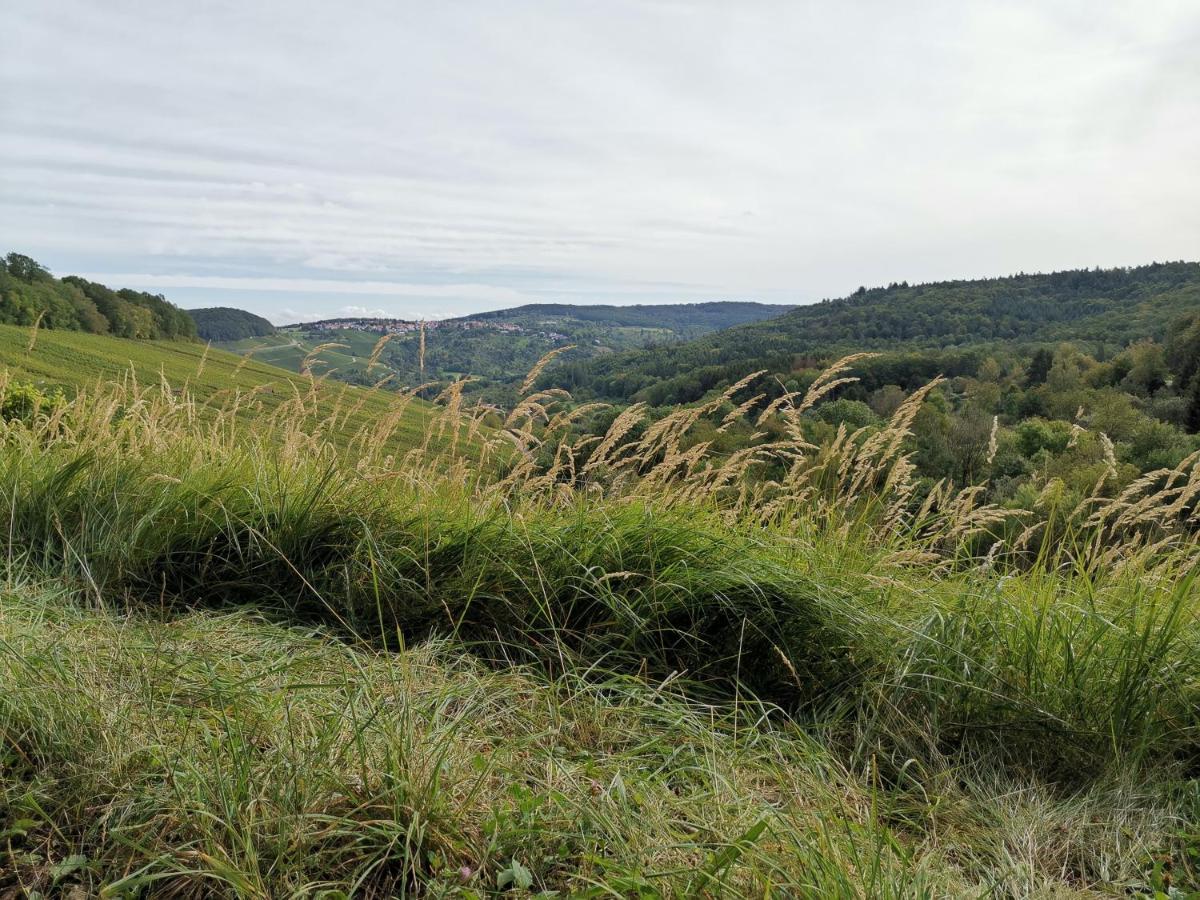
xmin=0 ymin=323 xmax=444 ymax=455
xmin=1 ymin=367 xmax=1199 ymax=896
xmin=2 ymin=581 xmax=952 ymax=897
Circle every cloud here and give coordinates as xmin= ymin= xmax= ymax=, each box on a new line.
xmin=277 ymin=308 xmax=325 ymax=324
xmin=2 ymin=0 xmax=1198 ymax=321
xmin=338 ymin=305 xmax=389 ymax=318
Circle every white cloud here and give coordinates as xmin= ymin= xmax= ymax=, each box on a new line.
xmin=277 ymin=308 xmax=325 ymax=324
xmin=338 ymin=305 xmax=389 ymax=318
xmin=2 ymin=0 xmax=1197 ymax=320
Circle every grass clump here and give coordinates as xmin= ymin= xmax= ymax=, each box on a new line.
xmin=1 ymin=582 xmax=943 ymax=897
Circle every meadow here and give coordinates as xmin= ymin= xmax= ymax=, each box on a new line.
xmin=0 ymin=322 xmax=440 ymax=455
xmin=1 ymin=342 xmax=1199 ymax=897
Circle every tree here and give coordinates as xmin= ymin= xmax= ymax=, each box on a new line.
xmin=3 ymin=252 xmax=50 ymax=282
xmin=1166 ymin=314 xmax=1200 ymax=390
xmin=948 ymin=405 xmax=994 ymax=484
xmin=1120 ymin=341 xmax=1167 ymax=395
xmin=868 ymin=385 xmax=906 ymax=419
xmin=1025 ymin=348 xmax=1054 ymax=387
xmin=1186 ymin=375 xmax=1200 ymax=434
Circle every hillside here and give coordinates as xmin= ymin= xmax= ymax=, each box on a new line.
xmin=189 ymin=306 xmax=276 ymax=342
xmin=1 ymin=252 xmax=197 ymax=340
xmin=0 ymin=323 xmax=443 ymax=455
xmin=462 ymin=300 xmax=792 ymax=336
xmin=222 ymin=301 xmax=792 ymax=395
xmin=552 ymin=261 xmax=1200 ymax=404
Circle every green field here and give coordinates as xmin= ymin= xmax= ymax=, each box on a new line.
xmin=0 ymin=323 xmax=442 ymax=454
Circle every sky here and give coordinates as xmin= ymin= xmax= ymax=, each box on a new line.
xmin=2 ymin=1 xmax=1198 ymax=324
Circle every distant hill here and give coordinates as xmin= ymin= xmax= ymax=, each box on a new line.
xmin=550 ymin=262 xmax=1200 ymax=404
xmin=461 ymin=301 xmax=791 ymax=337
xmin=224 ymin=301 xmax=793 ymax=395
xmin=189 ymin=306 xmax=276 ymax=342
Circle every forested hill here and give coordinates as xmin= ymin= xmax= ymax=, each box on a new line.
xmin=189 ymin=306 xmax=276 ymax=342
xmin=551 ymin=262 xmax=1200 ymax=404
xmin=461 ymin=301 xmax=791 ymax=336
xmin=0 ymin=252 xmax=197 ymax=341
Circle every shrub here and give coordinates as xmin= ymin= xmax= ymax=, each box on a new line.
xmin=0 ymin=380 xmax=64 ymax=423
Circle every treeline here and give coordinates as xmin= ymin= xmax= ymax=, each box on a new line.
xmin=551 ymin=262 xmax=1200 ymax=404
xmin=0 ymin=252 xmax=196 ymax=341
xmin=463 ymin=301 xmax=793 ymax=335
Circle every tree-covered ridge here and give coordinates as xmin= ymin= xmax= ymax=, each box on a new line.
xmin=0 ymin=252 xmax=197 ymax=341
xmin=188 ymin=306 xmax=277 ymax=342
xmin=553 ymin=261 xmax=1200 ymax=404
xmin=461 ymin=300 xmax=793 ymax=336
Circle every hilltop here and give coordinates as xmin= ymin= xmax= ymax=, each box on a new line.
xmin=551 ymin=261 xmax=1200 ymax=404
xmin=189 ymin=306 xmax=277 ymax=342
xmin=0 ymin=252 xmax=197 ymax=340
xmin=461 ymin=300 xmax=793 ymax=335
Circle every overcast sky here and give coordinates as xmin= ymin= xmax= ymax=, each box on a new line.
xmin=3 ymin=1 xmax=1198 ymax=323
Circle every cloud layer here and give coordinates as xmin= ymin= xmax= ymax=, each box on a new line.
xmin=3 ymin=1 xmax=1198 ymax=322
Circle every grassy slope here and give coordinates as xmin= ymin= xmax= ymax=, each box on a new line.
xmin=0 ymin=323 xmax=438 ymax=452
xmin=1 ymin=355 xmax=1199 ymax=895
xmin=1 ymin=389 xmax=1198 ymax=895
xmin=2 ymin=583 xmax=949 ymax=897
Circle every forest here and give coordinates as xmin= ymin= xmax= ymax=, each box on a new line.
xmin=463 ymin=300 xmax=794 ymax=336
xmin=551 ymin=262 xmax=1200 ymax=405
xmin=0 ymin=252 xmax=197 ymax=341
xmin=189 ymin=306 xmax=277 ymax=342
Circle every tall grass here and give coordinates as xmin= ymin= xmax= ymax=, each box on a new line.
xmin=1 ymin=358 xmax=1199 ymax=895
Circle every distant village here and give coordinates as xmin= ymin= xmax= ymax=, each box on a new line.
xmin=291 ymin=318 xmax=569 ymax=342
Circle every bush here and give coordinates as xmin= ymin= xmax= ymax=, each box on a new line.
xmin=814 ymin=398 xmax=879 ymax=429
xmin=0 ymin=381 xmax=64 ymax=423
xmin=1014 ymin=417 xmax=1072 ymax=457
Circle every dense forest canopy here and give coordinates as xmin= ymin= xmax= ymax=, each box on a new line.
xmin=551 ymin=262 xmax=1200 ymax=404
xmin=189 ymin=306 xmax=277 ymax=342
xmin=0 ymin=252 xmax=197 ymax=341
